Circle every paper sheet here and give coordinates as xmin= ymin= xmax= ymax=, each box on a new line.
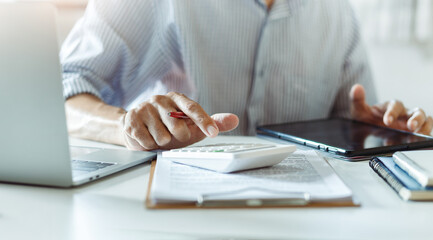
xmin=150 ymin=150 xmax=353 ymax=203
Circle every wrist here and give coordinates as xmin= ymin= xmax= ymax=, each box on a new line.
xmin=87 ymin=100 xmax=127 ymax=146
xmin=115 ymin=110 xmax=127 ymax=146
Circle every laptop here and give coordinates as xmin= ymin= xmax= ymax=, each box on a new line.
xmin=0 ymin=2 xmax=156 ymax=187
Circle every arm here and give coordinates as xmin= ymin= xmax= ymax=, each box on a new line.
xmin=60 ymin=0 xmax=154 ymax=146
xmin=65 ymin=94 xmax=126 ymax=146
xmin=331 ymin=2 xmax=432 ymax=135
xmin=62 ymin=1 xmax=239 ymax=149
xmin=61 ymin=0 xmax=160 ymax=104
xmin=66 ymin=93 xmax=239 ymax=150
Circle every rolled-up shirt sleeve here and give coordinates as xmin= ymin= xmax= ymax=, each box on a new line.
xmin=60 ymin=0 xmax=161 ymax=107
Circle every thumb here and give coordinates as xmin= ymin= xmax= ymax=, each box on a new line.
xmin=350 ymin=84 xmax=366 ymax=105
xmin=350 ymin=84 xmax=370 ymax=118
xmin=211 ymin=113 xmax=239 ymax=133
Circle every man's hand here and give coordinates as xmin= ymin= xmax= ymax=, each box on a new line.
xmin=121 ymin=92 xmax=239 ymax=150
xmin=350 ymin=84 xmax=433 ymax=135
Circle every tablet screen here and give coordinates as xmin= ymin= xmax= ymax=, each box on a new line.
xmin=257 ymin=118 xmax=433 ymax=156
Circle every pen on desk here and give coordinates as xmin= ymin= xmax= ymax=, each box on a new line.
xmin=168 ymin=111 xmax=190 ymax=119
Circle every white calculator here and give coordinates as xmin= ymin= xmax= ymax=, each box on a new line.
xmin=162 ymin=143 xmax=296 ymax=173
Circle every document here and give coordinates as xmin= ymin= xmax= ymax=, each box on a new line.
xmin=149 ymin=150 xmax=353 ymax=205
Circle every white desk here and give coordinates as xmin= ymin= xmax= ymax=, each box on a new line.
xmin=1 ymin=136 xmax=433 ymax=240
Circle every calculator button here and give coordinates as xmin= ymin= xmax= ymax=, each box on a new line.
xmin=224 ymin=145 xmax=274 ymax=153
xmin=162 ymin=143 xmax=296 ymax=173
xmin=173 ymin=144 xmax=276 ymax=153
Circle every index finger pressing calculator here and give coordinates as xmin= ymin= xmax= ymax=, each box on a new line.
xmin=162 ymin=143 xmax=296 ymax=173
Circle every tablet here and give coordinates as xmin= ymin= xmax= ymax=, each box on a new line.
xmin=257 ymin=118 xmax=433 ymax=157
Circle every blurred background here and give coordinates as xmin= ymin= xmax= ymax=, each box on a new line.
xmin=16 ymin=0 xmax=433 ymax=115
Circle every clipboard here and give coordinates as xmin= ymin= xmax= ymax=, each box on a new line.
xmin=145 ymin=160 xmax=360 ymax=209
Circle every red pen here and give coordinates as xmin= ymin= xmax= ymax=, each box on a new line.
xmin=168 ymin=111 xmax=190 ymax=119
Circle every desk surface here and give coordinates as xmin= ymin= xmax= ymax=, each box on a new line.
xmin=1 ymin=136 xmax=433 ymax=240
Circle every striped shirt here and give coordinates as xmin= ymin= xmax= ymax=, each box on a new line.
xmin=60 ymin=0 xmax=377 ymax=135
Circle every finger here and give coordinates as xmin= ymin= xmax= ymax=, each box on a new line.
xmin=123 ymin=135 xmax=146 ymax=151
xmin=406 ymin=108 xmax=426 ymax=131
xmin=150 ymin=95 xmax=191 ymax=142
xmin=371 ymin=103 xmax=387 ymax=118
xmin=349 ymin=84 xmax=370 ymax=118
xmin=124 ymin=111 xmax=158 ymax=150
xmin=121 ymin=114 xmax=146 ymax=151
xmin=211 ymin=113 xmax=239 ymax=132
xmin=129 ymin=125 xmax=158 ymax=150
xmin=383 ymin=100 xmax=406 ymax=126
xmin=186 ymin=113 xmax=239 ymax=143
xmin=168 ymin=92 xmax=219 ymax=137
xmin=138 ymin=104 xmax=172 ymax=146
xmin=350 ymin=84 xmax=366 ymax=105
xmin=158 ymin=113 xmax=240 ymax=151
xmin=416 ymin=116 xmax=433 ymax=135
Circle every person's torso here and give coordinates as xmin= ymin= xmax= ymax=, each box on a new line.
xmin=126 ymin=0 xmax=355 ymax=135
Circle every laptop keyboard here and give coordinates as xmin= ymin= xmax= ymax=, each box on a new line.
xmin=72 ymin=159 xmax=115 ymax=177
